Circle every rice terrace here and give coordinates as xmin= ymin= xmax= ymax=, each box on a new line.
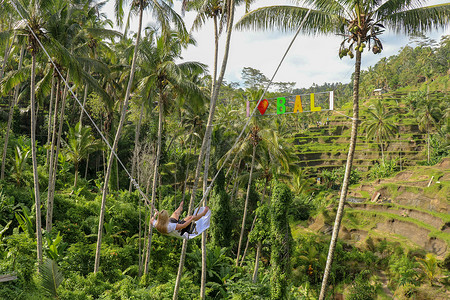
xmin=0 ymin=0 xmax=449 ymax=299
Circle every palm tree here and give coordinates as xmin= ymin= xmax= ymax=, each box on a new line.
xmin=363 ymin=99 xmax=397 ymax=163
xmin=94 ymin=0 xmax=188 ymax=273
xmin=236 ymin=1 xmax=450 ymax=298
xmin=133 ymin=31 xmax=207 ymax=275
xmin=235 ymin=124 xmax=260 ymax=266
xmin=415 ymin=97 xmax=438 ymax=164
xmin=63 ymin=122 xmax=104 ymax=188
xmin=11 ymin=0 xmax=54 ymax=263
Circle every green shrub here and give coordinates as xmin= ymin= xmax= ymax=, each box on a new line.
xmin=290 ymin=194 xmax=312 ymax=221
xmin=368 ymin=159 xmax=399 ymax=180
xmin=347 ymin=270 xmax=377 ymax=300
xmin=270 ymin=183 xmax=293 ymax=300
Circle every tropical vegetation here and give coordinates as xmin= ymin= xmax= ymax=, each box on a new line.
xmin=0 ymin=0 xmax=449 ymax=299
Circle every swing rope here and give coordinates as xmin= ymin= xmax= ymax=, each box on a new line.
xmin=10 ymin=0 xmax=312 ymax=219
xmin=196 ymin=8 xmax=313 ymax=207
xmin=8 ymin=0 xmax=156 ymax=211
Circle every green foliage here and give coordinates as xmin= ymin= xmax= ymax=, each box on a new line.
xmin=368 ymin=159 xmax=399 ymax=180
xmin=186 ymin=243 xmax=234 ymax=287
xmin=270 ymin=183 xmax=293 ymax=300
xmin=389 ymin=252 xmax=420 ymax=288
xmin=43 ymin=231 xmax=68 ymax=261
xmin=0 ymin=189 xmax=19 ymax=228
xmin=61 ymin=242 xmax=96 ymax=276
xmin=225 ymin=274 xmax=271 ymax=299
xmin=248 ymin=202 xmax=270 ymax=244
xmin=15 ymin=205 xmax=34 ymax=238
xmin=39 ymin=258 xmax=64 ymax=299
xmin=2 ymin=232 xmax=36 ymax=283
xmin=59 ymin=272 xmax=112 ymax=299
xmin=320 ymin=167 xmax=361 ymax=190
xmin=347 ymin=270 xmax=377 ymax=300
xmin=290 ymin=194 xmax=313 ymax=221
xmin=416 ymin=253 xmax=439 ymax=284
xmin=210 ymin=170 xmax=232 ymax=249
xmin=12 ymin=143 xmax=30 ymax=186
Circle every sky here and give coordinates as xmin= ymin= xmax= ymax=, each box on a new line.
xmin=101 ymin=0 xmax=450 ymax=90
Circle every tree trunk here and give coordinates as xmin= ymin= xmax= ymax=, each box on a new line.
xmin=130 ymin=102 xmax=144 ymax=192
xmin=46 ymin=73 xmax=69 ymax=232
xmin=46 ymin=77 xmax=60 ymax=208
xmin=79 ymin=80 xmax=89 ymax=126
xmin=94 ymin=2 xmax=143 ymax=273
xmin=46 ymin=75 xmax=55 ymax=165
xmin=1 ymin=45 xmax=24 ymax=180
xmin=252 ymin=241 xmax=261 ymax=282
xmin=199 ymin=15 xmax=220 ymax=299
xmin=240 ymin=213 xmax=257 ymax=266
xmin=143 ymin=92 xmax=163 ymax=275
xmin=30 ymin=52 xmax=43 ymax=263
xmin=427 ymin=125 xmax=430 ymax=164
xmin=173 ymin=3 xmax=236 ymax=299
xmin=74 ymin=162 xmax=79 ymax=188
xmin=318 ymin=48 xmax=361 ymax=300
xmin=236 ymin=143 xmax=256 ymax=266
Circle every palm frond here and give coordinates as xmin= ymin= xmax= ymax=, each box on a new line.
xmin=381 ymin=4 xmax=450 ymax=34
xmin=235 ymin=6 xmax=335 ymax=35
xmin=35 ymin=67 xmax=53 ymax=104
xmin=39 ymin=259 xmax=64 ymax=298
xmin=0 ymin=66 xmax=31 ymax=97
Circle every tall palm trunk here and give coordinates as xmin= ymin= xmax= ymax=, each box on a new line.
xmin=240 ymin=213 xmax=257 ymax=266
xmin=47 ymin=77 xmax=60 ymax=195
xmin=129 ymin=102 xmax=145 ymax=192
xmin=182 ymin=133 xmax=194 ymax=203
xmin=173 ymin=2 xmax=236 ymax=299
xmin=143 ymin=93 xmax=163 ymax=275
xmin=380 ymin=139 xmax=385 ymax=164
xmin=46 ymin=75 xmax=55 ymax=165
xmin=426 ymin=124 xmax=430 ymax=164
xmin=94 ymin=2 xmax=143 ymax=273
xmin=236 ymin=143 xmax=256 ymax=266
xmin=319 ymin=49 xmax=361 ymax=300
xmin=46 ymin=73 xmax=69 ymax=232
xmin=252 ymin=177 xmax=269 ymax=282
xmin=199 ymin=13 xmax=221 ymax=300
xmin=252 ymin=241 xmax=261 ymax=282
xmin=30 ymin=52 xmax=43 ymax=263
xmin=1 ymin=45 xmax=24 ymax=180
xmin=79 ymin=78 xmax=89 ymax=126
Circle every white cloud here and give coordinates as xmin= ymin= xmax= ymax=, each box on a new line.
xmin=101 ymin=0 xmax=450 ymax=89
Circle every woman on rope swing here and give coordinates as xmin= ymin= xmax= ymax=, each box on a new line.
xmin=151 ymin=201 xmax=210 ymax=239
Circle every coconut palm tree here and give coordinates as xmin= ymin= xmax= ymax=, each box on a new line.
xmin=63 ymin=122 xmax=104 ymax=188
xmin=133 ymin=31 xmax=207 ymax=275
xmin=94 ymin=0 xmax=188 ymax=273
xmin=363 ymin=99 xmax=397 ymax=163
xmin=415 ymin=97 xmax=439 ymax=164
xmin=10 ymin=0 xmax=55 ymax=263
xmin=236 ymin=1 xmax=450 ymax=298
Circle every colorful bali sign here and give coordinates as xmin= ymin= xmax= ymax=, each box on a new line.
xmin=247 ymin=91 xmax=334 ymax=117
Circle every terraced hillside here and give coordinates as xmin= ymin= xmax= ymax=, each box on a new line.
xmin=294 ymin=91 xmax=448 ymax=174
xmin=334 ymin=158 xmax=449 ymax=258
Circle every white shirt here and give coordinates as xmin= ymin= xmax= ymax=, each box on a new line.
xmin=152 ymin=220 xmax=177 ymax=234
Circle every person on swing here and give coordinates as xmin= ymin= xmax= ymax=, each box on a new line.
xmin=151 ymin=201 xmax=209 ymax=238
